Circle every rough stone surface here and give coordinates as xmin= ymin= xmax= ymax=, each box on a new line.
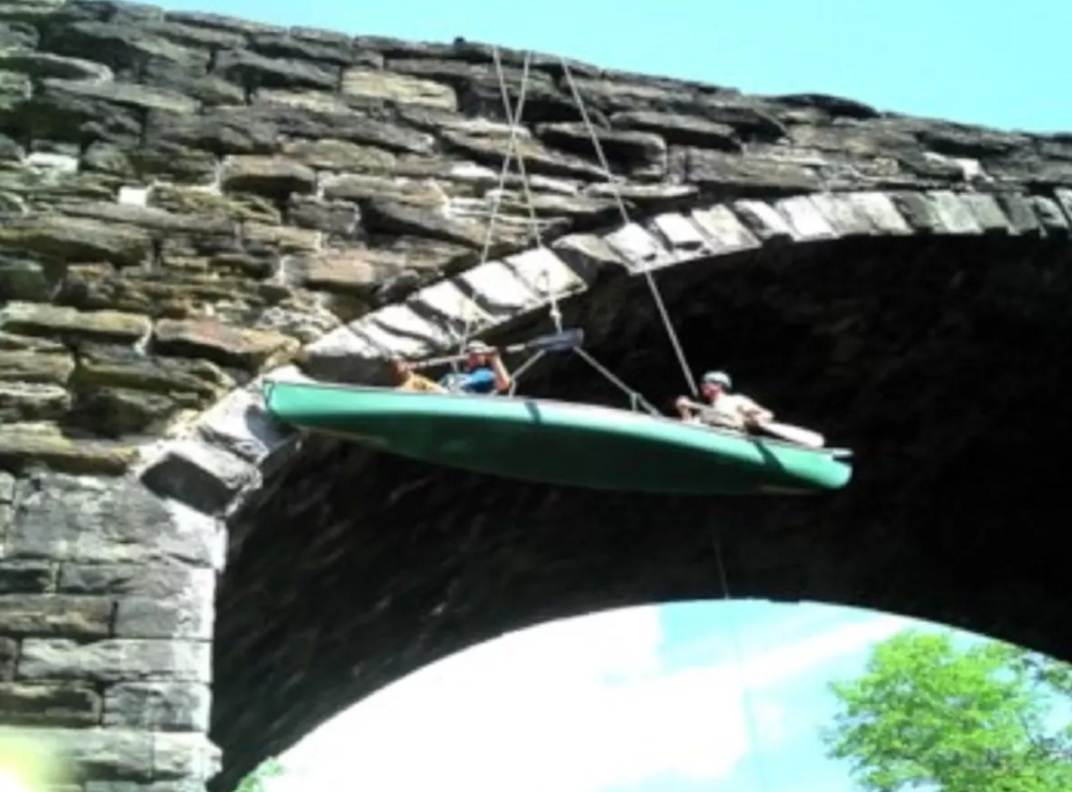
xmin=1 ymin=4 xmax=1071 ymax=792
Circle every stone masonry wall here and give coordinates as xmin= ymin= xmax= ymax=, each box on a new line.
xmin=2 ymin=1 xmax=1072 ymax=790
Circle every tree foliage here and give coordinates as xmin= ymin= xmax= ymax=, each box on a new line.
xmin=233 ymin=759 xmax=286 ymax=792
xmin=821 ymin=629 xmax=1072 ymax=792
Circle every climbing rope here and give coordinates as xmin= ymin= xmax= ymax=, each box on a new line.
xmin=558 ymin=60 xmax=700 ymax=399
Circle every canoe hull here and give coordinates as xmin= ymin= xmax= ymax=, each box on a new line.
xmin=263 ymin=381 xmax=853 ymax=496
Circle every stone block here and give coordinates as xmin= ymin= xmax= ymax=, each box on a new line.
xmin=0 ymin=561 xmax=53 ymax=594
xmin=0 ymin=595 xmax=112 ymax=638
xmin=603 ymin=222 xmax=677 ymax=272
xmin=113 ymin=584 xmax=215 ymax=640
xmin=7 ymin=474 xmax=219 ymax=567
xmin=140 ymin=440 xmax=255 ymax=516
xmin=17 ymin=639 xmax=212 ymax=683
xmin=103 ymin=683 xmax=211 ymax=732
xmin=0 ymin=682 xmax=102 ymax=726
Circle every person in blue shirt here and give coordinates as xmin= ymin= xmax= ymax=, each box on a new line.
xmin=439 ymin=340 xmax=513 ymax=395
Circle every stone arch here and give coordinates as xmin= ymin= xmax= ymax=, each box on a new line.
xmin=3 ymin=4 xmax=1072 ymax=792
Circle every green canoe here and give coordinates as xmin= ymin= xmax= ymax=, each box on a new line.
xmin=262 ymin=380 xmax=853 ymax=496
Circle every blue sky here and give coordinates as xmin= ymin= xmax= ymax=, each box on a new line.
xmin=147 ymin=1 xmax=1072 ymax=791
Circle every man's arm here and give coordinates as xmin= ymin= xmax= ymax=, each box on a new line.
xmin=489 ymin=352 xmax=512 ymax=392
xmin=738 ymin=396 xmax=773 ymax=423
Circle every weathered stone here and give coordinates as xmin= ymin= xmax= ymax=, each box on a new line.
xmin=0 ymin=424 xmax=136 ymax=476
xmin=320 ymin=174 xmax=442 ymax=206
xmin=280 ymin=138 xmax=397 ymax=172
xmin=686 ymin=149 xmax=822 ymax=193
xmin=0 ymin=637 xmax=14 ymax=681
xmin=73 ymin=343 xmax=234 ymax=401
xmin=0 ymin=726 xmax=153 ymax=781
xmin=536 ymin=121 xmax=666 ymax=177
xmin=0 ymin=303 xmax=150 ymax=345
xmin=103 ymin=682 xmax=211 ymax=731
xmin=17 ymin=639 xmax=212 ymax=683
xmin=221 ymin=156 xmax=317 ymax=198
xmin=0 ymin=595 xmax=113 ymax=638
xmin=7 ymin=473 xmax=220 ymax=567
xmin=610 ymin=110 xmax=742 ymax=150
xmin=0 ymin=383 xmax=71 ymax=423
xmin=0 ymin=215 xmax=153 ymax=266
xmin=215 ymin=47 xmax=338 ymax=92
xmin=0 ymin=350 xmax=74 ymax=384
xmin=0 ymin=682 xmax=102 ymax=726
xmin=340 ymin=67 xmax=457 ymax=110
xmin=441 ymin=130 xmax=607 ymax=181
xmin=153 ymin=319 xmax=300 ymax=372
xmin=58 ymin=563 xmax=212 ymax=600
xmin=0 ymin=561 xmax=52 ymax=594
xmin=140 ymin=439 xmax=253 ymax=515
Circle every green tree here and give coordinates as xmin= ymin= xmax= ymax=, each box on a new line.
xmin=821 ymin=629 xmax=1072 ymax=792
xmin=233 ymin=758 xmax=287 ymax=792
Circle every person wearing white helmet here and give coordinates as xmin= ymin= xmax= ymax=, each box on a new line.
xmin=675 ymin=370 xmax=773 ymax=433
xmin=438 ymin=339 xmax=513 ymax=395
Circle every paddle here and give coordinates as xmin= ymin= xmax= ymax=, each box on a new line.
xmin=679 ymin=399 xmax=826 ymax=449
xmin=409 ymin=328 xmax=584 ymax=370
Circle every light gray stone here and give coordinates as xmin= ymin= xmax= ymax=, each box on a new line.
xmin=103 ymin=683 xmax=211 ymax=732
xmin=808 ymin=193 xmax=880 ymax=237
xmin=648 ymin=212 xmax=712 ymax=257
xmin=17 ymin=639 xmax=212 ymax=683
xmin=505 ymin=247 xmax=590 ymax=304
xmin=194 ymin=389 xmax=295 ymax=466
xmin=140 ymin=440 xmax=255 ymax=516
xmin=350 ymin=312 xmax=438 ymax=361
xmin=406 ymin=278 xmax=495 ymax=336
xmin=550 ymin=232 xmax=629 ymax=277
xmin=959 ymin=193 xmax=1013 ymax=235
xmin=457 ymin=260 xmax=543 ymax=320
xmin=0 ymin=472 xmax=15 ymax=503
xmin=1052 ymin=187 xmax=1072 ymax=224
xmin=849 ymin=191 xmax=914 ymax=235
xmin=152 ymin=733 xmax=221 ymax=781
xmin=928 ymin=191 xmax=983 ymax=235
xmin=774 ymin=195 xmax=839 ymax=241
xmin=113 ymin=579 xmax=215 ymax=640
xmin=602 ymin=222 xmax=678 ymax=272
xmin=368 ymin=304 xmax=456 ymax=354
xmin=1029 ymin=196 xmax=1069 ymax=234
xmin=995 ymin=193 xmax=1044 ymax=236
xmin=731 ymin=199 xmax=795 ymax=242
xmin=8 ymin=475 xmax=218 ymax=567
xmin=689 ymin=205 xmax=761 ymax=253
xmin=58 ymin=564 xmax=212 ymax=600
xmin=0 ymin=595 xmax=112 ymax=638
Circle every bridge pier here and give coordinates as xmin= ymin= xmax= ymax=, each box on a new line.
xmin=1 ymin=470 xmax=221 ymax=791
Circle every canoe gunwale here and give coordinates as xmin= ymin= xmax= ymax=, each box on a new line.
xmin=261 ymin=379 xmax=853 ymax=461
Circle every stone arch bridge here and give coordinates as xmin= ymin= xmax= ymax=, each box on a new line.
xmin=1 ymin=2 xmax=1072 ymax=791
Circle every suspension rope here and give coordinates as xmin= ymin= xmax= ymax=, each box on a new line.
xmin=507 ymin=350 xmax=547 ymax=395
xmin=711 ymin=527 xmax=772 ymax=792
xmin=490 ymin=48 xmax=565 ymax=334
xmin=456 ymin=49 xmax=535 ymax=355
xmin=558 ymin=60 xmax=700 ymax=399
xmin=573 ymin=348 xmax=661 ymax=416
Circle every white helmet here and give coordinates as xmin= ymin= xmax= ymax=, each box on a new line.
xmin=702 ymin=370 xmax=732 ymax=389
